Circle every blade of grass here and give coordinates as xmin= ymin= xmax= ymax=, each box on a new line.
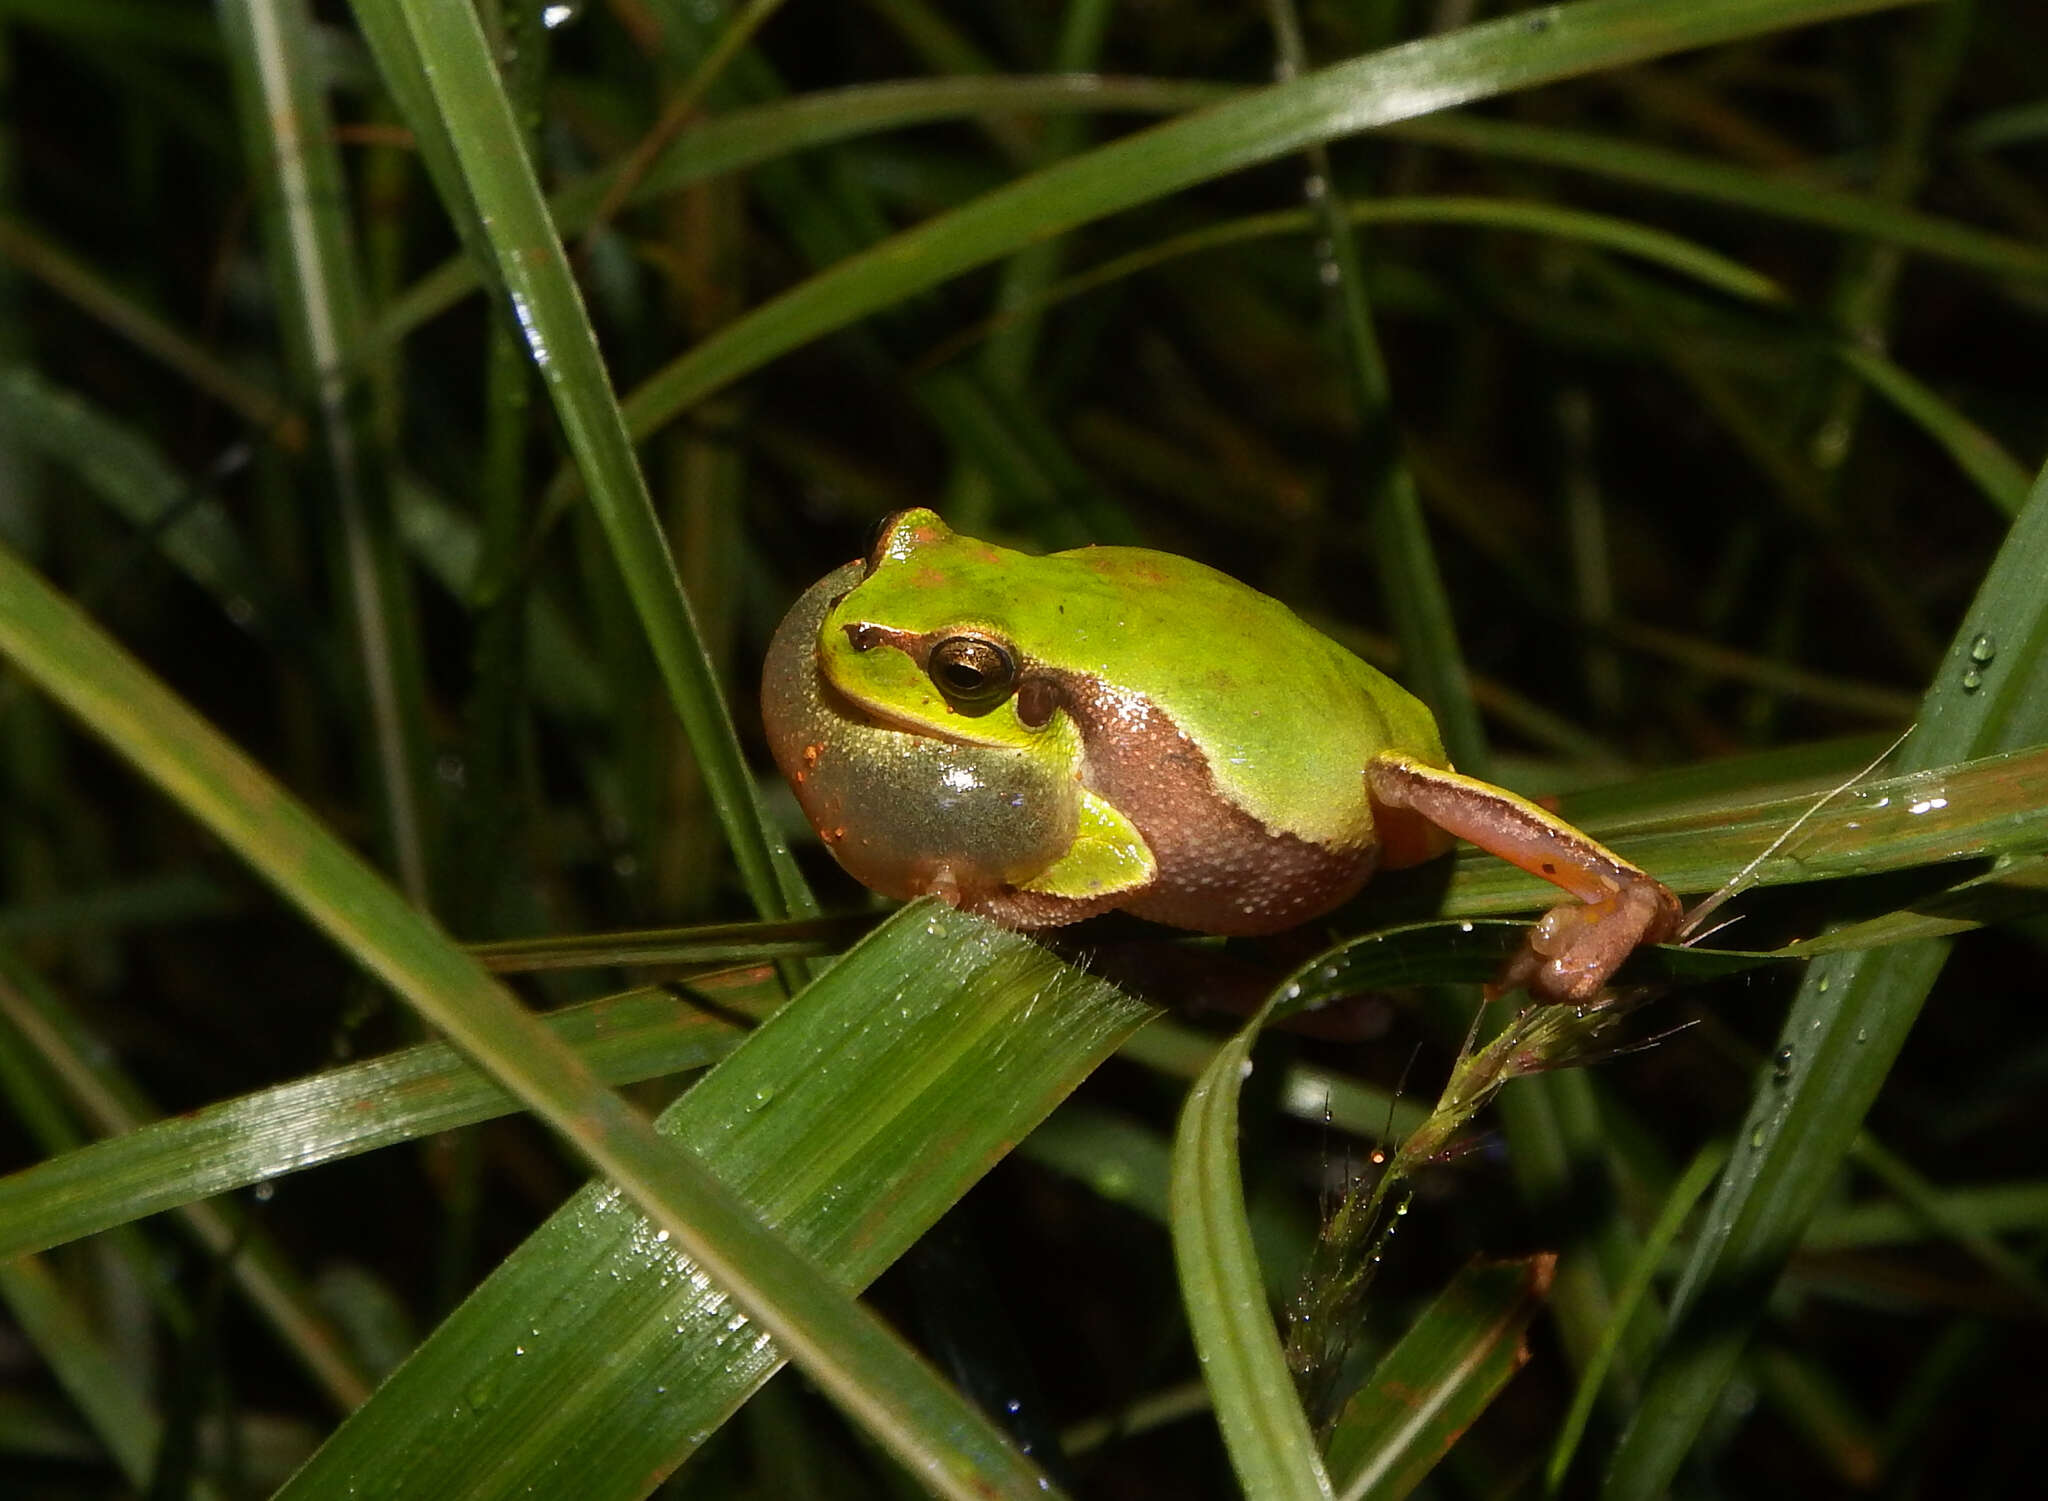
xmin=218 ymin=0 xmax=432 ymax=904
xmin=1171 ymin=994 xmax=1335 ymax=1501
xmin=611 ymin=0 xmax=1930 ymax=447
xmin=371 ymin=75 xmax=1231 ymax=347
xmin=1603 ymin=462 xmax=2048 ymax=1496
xmin=0 ymin=979 xmax=773 ymax=1263
xmin=1546 ymin=1143 xmax=1727 ymax=1494
xmin=1323 ymin=1255 xmax=1555 ymax=1501
xmin=0 ymin=542 xmax=1066 ymax=1501
xmin=0 ymin=951 xmax=376 ymax=1411
xmin=1385 ymin=110 xmax=2048 ymax=283
xmin=0 ymin=1255 xmax=219 ymax=1500
xmin=0 ymin=367 xmax=285 ymax=633
xmin=0 ymin=221 xmax=301 ymax=446
xmin=346 ymin=0 xmax=810 ymax=924
xmin=1833 ymin=341 xmax=2033 ymax=516
xmin=275 ymin=903 xmax=1152 ymax=1500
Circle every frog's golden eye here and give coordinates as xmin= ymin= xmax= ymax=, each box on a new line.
xmin=927 ymin=634 xmax=1016 ymax=710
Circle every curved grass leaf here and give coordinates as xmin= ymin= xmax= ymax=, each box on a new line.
xmin=1171 ymin=998 xmax=1335 ymax=1501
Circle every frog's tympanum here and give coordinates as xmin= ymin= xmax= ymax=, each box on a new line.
xmin=762 ymin=509 xmax=1679 ymax=1003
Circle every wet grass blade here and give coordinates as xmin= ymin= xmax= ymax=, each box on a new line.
xmin=0 ymin=981 xmax=770 ymax=1263
xmin=274 ymin=904 xmax=1152 ymax=1500
xmin=1171 ymin=999 xmax=1335 ymax=1501
xmin=1603 ymin=464 xmax=2048 ymax=1497
xmin=0 ymin=540 xmax=1080 ymax=1501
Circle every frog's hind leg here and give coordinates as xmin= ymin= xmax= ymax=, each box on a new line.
xmin=1366 ymin=753 xmax=1681 ymax=1005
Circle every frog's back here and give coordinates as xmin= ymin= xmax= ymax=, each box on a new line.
xmin=1047 ymin=545 xmax=1446 ymax=852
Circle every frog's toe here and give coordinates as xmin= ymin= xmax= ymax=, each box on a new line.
xmin=1492 ymin=883 xmax=1681 ymax=1005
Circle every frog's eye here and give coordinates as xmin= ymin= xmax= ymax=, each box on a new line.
xmin=927 ymin=634 xmax=1016 ymax=710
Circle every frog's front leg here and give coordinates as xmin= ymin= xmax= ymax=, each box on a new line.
xmin=1366 ymin=753 xmax=1681 ymax=1005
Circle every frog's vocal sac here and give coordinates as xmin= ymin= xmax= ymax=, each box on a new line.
xmin=761 ymin=509 xmax=1680 ymax=1004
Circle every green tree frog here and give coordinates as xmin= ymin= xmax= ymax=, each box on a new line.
xmin=762 ymin=509 xmax=1680 ymax=1003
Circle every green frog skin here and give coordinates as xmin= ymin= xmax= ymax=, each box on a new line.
xmin=762 ymin=509 xmax=1679 ymax=1004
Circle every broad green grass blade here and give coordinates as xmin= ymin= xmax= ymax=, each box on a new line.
xmin=1603 ymin=465 xmax=2048 ymax=1497
xmin=0 ymin=543 xmax=1071 ymax=1501
xmin=1322 ymin=1256 xmax=1555 ymax=1501
xmin=0 ymin=982 xmax=769 ymax=1262
xmin=1171 ymin=1000 xmax=1335 ymax=1501
xmin=1416 ymin=743 xmax=2048 ymax=919
xmin=615 ymin=0 xmax=1925 ymax=441
xmin=277 ymin=903 xmax=1151 ymax=1500
xmin=346 ymin=0 xmax=810 ymax=923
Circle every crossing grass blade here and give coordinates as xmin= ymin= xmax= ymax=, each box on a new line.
xmin=1603 ymin=464 xmax=2048 ymax=1498
xmin=274 ymin=904 xmax=1152 ymax=1500
xmin=0 ymin=539 xmax=1110 ymax=1501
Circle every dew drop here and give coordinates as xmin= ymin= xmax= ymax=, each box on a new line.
xmin=1749 ymin=1126 xmax=1766 ymax=1149
xmin=1772 ymin=1047 xmax=1793 ymax=1082
xmin=1962 ymin=668 xmax=1984 ymax=693
xmin=1971 ymin=632 xmax=1997 ymax=664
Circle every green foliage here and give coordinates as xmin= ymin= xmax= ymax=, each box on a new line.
xmin=1 ymin=0 xmax=2045 ymax=1496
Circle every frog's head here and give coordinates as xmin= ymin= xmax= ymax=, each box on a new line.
xmin=759 ymin=509 xmax=1085 ymax=913
xmin=812 ymin=508 xmax=1068 ymax=752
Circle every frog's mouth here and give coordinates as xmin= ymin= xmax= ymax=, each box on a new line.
xmin=814 ymin=661 xmax=1024 ymax=754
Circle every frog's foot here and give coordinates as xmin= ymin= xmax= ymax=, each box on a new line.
xmin=1366 ymin=752 xmax=1682 ymax=1004
xmin=1490 ymin=881 xmax=1683 ymax=1005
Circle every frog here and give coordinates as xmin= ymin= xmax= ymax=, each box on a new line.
xmin=761 ymin=509 xmax=1681 ymax=1004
